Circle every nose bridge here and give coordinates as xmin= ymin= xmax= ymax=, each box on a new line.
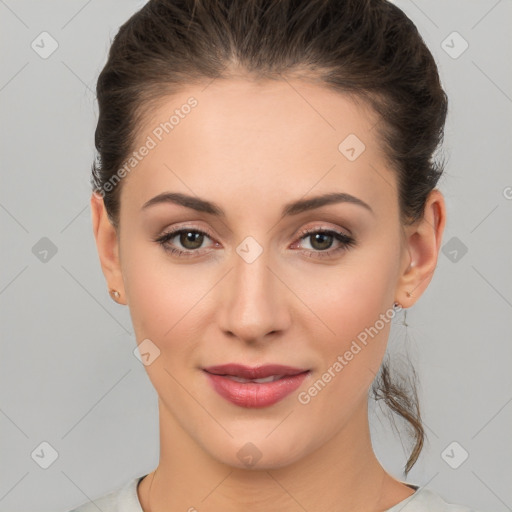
xmin=218 ymin=245 xmax=289 ymax=341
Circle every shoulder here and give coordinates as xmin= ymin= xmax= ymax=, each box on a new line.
xmin=386 ymin=486 xmax=481 ymax=512
xmin=65 ymin=475 xmax=145 ymax=512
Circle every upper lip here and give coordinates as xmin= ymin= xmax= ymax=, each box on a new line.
xmin=203 ymin=364 xmax=309 ymax=379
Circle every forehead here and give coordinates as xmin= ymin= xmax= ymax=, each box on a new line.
xmin=122 ymin=77 xmax=396 ymax=216
xmin=138 ymin=77 xmax=380 ymax=155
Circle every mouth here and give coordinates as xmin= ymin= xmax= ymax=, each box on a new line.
xmin=203 ymin=363 xmax=310 ymax=380
xmin=202 ymin=364 xmax=311 ymax=408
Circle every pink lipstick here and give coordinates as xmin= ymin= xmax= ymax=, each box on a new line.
xmin=203 ymin=363 xmax=310 ymax=408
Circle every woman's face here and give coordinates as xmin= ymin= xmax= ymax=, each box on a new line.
xmin=99 ymin=78 xmax=422 ymax=469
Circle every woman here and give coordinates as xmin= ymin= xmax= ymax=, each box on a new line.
xmin=69 ymin=0 xmax=478 ymax=510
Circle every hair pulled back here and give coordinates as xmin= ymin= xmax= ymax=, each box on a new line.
xmin=91 ymin=0 xmax=448 ymax=475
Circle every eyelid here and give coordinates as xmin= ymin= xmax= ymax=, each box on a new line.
xmin=294 ymin=222 xmax=352 ymax=239
xmin=154 ymin=221 xmax=356 ymax=259
xmin=157 ymin=222 xmax=216 ymax=240
xmin=156 ymin=221 xmax=351 ymax=244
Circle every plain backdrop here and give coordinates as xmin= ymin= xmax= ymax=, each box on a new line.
xmin=0 ymin=1 xmax=511 ymax=511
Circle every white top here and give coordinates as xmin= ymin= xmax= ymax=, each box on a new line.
xmin=67 ymin=475 xmax=479 ymax=512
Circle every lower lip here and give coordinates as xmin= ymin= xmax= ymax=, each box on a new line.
xmin=203 ymin=371 xmax=310 ymax=408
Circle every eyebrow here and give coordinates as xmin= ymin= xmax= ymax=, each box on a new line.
xmin=141 ymin=191 xmax=374 ymax=217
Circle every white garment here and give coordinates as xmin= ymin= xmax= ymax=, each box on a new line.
xmin=67 ymin=475 xmax=479 ymax=512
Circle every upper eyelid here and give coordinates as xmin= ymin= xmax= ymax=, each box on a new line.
xmin=161 ymin=222 xmax=349 ymax=236
xmin=160 ymin=224 xmax=352 ymax=246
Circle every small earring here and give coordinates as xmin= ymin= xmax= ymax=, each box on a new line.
xmin=403 ymin=308 xmax=409 ymax=327
xmin=109 ymin=289 xmax=121 ymax=302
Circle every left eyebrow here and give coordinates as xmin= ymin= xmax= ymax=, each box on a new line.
xmin=281 ymin=192 xmax=374 ymax=217
xmin=141 ymin=191 xmax=374 ymax=217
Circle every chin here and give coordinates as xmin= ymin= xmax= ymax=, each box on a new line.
xmin=205 ymin=430 xmax=314 ymax=471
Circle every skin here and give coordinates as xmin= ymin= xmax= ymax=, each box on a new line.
xmin=91 ymin=77 xmax=446 ymax=512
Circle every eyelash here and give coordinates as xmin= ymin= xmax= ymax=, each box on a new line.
xmin=153 ymin=226 xmax=356 ymax=260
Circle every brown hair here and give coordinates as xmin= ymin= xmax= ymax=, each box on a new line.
xmin=91 ymin=0 xmax=448 ymax=474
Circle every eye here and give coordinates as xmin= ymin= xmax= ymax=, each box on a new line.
xmin=292 ymin=227 xmax=356 ymax=259
xmin=153 ymin=227 xmax=217 ymax=258
xmin=153 ymin=225 xmax=356 ymax=259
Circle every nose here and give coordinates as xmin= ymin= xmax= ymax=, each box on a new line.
xmin=217 ymin=249 xmax=291 ymax=343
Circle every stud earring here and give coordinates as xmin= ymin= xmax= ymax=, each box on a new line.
xmin=109 ymin=289 xmax=121 ymax=302
xmin=393 ymin=290 xmax=414 ymax=310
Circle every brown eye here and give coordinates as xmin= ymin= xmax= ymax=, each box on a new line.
xmin=153 ymin=227 xmax=216 ymax=258
xmin=177 ymin=231 xmax=205 ymax=250
xmin=293 ymin=228 xmax=357 ymax=260
xmin=308 ymin=232 xmax=334 ymax=251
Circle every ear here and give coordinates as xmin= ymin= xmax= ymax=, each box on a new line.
xmin=395 ymin=189 xmax=446 ymax=308
xmin=90 ymin=192 xmax=127 ymax=305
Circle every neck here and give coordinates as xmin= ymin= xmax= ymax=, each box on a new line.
xmin=139 ymin=399 xmax=413 ymax=512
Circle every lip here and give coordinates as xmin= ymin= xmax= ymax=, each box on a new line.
xmin=203 ymin=363 xmax=309 ymax=379
xmin=202 ymin=364 xmax=310 ymax=408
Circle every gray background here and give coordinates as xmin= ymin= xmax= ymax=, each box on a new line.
xmin=0 ymin=1 xmax=511 ymax=511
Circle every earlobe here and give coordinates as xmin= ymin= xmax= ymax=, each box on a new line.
xmin=90 ymin=192 xmax=127 ymax=305
xmin=395 ymin=189 xmax=446 ymax=308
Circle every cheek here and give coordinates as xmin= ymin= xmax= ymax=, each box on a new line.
xmin=121 ymin=238 xmax=198 ymax=338
xmin=122 ymin=252 xmax=205 ymax=401
xmin=301 ymin=259 xmax=394 ymax=339
xmin=296 ymin=280 xmax=394 ymax=422
xmin=296 ymin=249 xmax=397 ymax=388
xmin=121 ymin=244 xmax=217 ymax=403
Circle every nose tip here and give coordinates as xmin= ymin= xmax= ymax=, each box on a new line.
xmin=217 ymin=258 xmax=291 ymax=343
